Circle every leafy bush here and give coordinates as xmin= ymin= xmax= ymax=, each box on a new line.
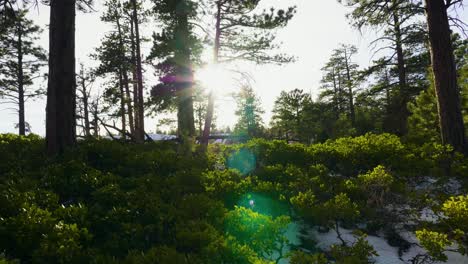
xmin=416 ymin=229 xmax=452 ymax=262
xmin=330 ymin=232 xmax=378 ymax=264
xmin=355 ymin=165 xmax=394 ymax=206
xmin=1 ymin=133 xmax=466 ymax=263
xmin=225 ymin=206 xmax=290 ymax=263
xmin=289 ymin=250 xmax=327 ymax=264
xmin=308 ymin=133 xmax=408 ymax=175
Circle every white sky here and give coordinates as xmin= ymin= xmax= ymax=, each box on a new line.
xmin=0 ymin=0 xmax=466 ymax=135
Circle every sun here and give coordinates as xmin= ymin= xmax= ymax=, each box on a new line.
xmin=194 ymin=64 xmax=237 ymax=96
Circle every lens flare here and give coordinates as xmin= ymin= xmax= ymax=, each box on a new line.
xmin=226 ymin=148 xmax=256 ymax=175
xmin=195 ymin=64 xmax=236 ymax=95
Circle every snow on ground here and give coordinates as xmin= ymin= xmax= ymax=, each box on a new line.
xmin=146 ymin=133 xmax=177 ymax=141
xmin=284 ymin=223 xmax=468 ymax=264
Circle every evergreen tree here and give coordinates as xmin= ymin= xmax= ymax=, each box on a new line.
xmin=233 ymin=84 xmax=264 ymax=138
xmin=76 ymin=64 xmax=94 ymax=138
xmin=424 ymin=0 xmax=467 ymax=153
xmin=150 ymin=0 xmax=201 ymax=140
xmin=92 ymin=0 xmax=139 ymax=139
xmin=201 ymin=0 xmax=296 ymax=146
xmin=46 ymin=0 xmax=94 ymax=154
xmin=407 ymin=34 xmax=468 ymax=145
xmin=271 ymin=89 xmax=313 ymax=142
xmin=128 ymin=0 xmax=145 ymax=142
xmin=342 ymin=0 xmax=428 ymax=135
xmin=407 ymin=74 xmax=440 ymax=144
xmin=0 ymin=9 xmax=46 ymax=135
xmin=93 ymin=32 xmax=128 ymax=138
xmin=319 ymin=44 xmax=360 ymax=127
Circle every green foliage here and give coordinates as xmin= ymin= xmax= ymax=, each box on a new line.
xmin=1 ymin=133 xmax=466 ymax=263
xmin=416 ymin=229 xmax=451 ymax=262
xmin=407 ymin=75 xmax=440 ymax=145
xmin=271 ymin=89 xmax=314 ymax=143
xmin=441 ymin=195 xmax=468 ymax=232
xmin=210 ymin=0 xmax=296 ymax=64
xmin=308 ymin=133 xmax=408 ymax=175
xmin=0 ymin=133 xmax=44 ymax=175
xmin=202 ymin=169 xmax=251 ymax=203
xmin=289 ymin=250 xmax=327 ymax=264
xmin=355 ymin=165 xmax=394 ymax=206
xmin=330 ymin=233 xmax=378 ymax=264
xmin=0 ymin=9 xmax=47 ymax=128
xmin=225 ymin=206 xmax=290 ymax=263
xmin=357 ymin=165 xmax=394 ymax=189
xmin=233 ymin=85 xmax=265 ymax=139
xmin=323 ymin=193 xmax=360 ymax=225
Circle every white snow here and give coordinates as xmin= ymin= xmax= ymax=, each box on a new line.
xmin=283 ymin=223 xmax=468 ymax=264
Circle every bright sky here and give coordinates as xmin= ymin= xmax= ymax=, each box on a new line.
xmin=0 ymin=0 xmax=466 ymax=135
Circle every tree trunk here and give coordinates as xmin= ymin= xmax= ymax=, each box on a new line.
xmin=118 ymin=70 xmax=126 ymax=138
xmin=129 ymin=17 xmax=139 ymax=137
xmin=425 ymin=0 xmax=467 ymax=153
xmin=116 ymin=14 xmax=135 ymax=136
xmin=46 ymin=0 xmax=76 ymax=155
xmin=17 ymin=20 xmax=25 ymax=135
xmin=123 ymin=71 xmax=134 ymax=136
xmin=81 ymin=76 xmax=91 ymax=137
xmin=130 ymin=0 xmax=145 ymax=142
xmin=92 ymin=100 xmax=99 ymax=137
xmin=201 ymin=1 xmax=222 ymax=147
xmin=393 ymin=10 xmax=409 ymax=136
xmin=332 ymin=67 xmax=340 ymax=119
xmin=175 ymin=0 xmax=195 ymax=140
xmin=343 ymin=49 xmax=355 ymax=126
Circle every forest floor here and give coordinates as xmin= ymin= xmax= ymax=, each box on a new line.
xmin=0 ymin=133 xmax=467 ymax=263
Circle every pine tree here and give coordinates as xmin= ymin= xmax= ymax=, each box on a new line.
xmin=407 ymin=34 xmax=468 ymax=146
xmin=0 ymin=9 xmax=47 ymax=135
xmin=407 ymin=74 xmax=440 ymax=144
xmin=201 ymin=0 xmax=296 ymax=146
xmin=271 ymin=89 xmax=313 ymax=142
xmin=76 ymin=64 xmax=94 ymax=138
xmin=319 ymin=44 xmax=360 ymax=127
xmin=233 ymin=84 xmax=264 ymax=139
xmin=150 ymin=0 xmax=200 ymax=141
xmin=46 ymin=0 xmax=94 ymax=154
xmin=424 ymin=0 xmax=467 ymax=153
xmin=342 ymin=0 xmax=427 ymax=135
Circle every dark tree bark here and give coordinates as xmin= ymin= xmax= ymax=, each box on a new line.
xmin=175 ymin=0 xmax=195 ymax=140
xmin=123 ymin=71 xmax=134 ymax=135
xmin=46 ymin=0 xmax=76 ymax=155
xmin=425 ymin=0 xmax=467 ymax=153
xmin=92 ymin=100 xmax=99 ymax=137
xmin=130 ymin=0 xmax=145 ymax=142
xmin=201 ymin=1 xmax=222 ymax=147
xmin=116 ymin=14 xmax=135 ymax=136
xmin=343 ymin=48 xmax=355 ymax=127
xmin=393 ymin=10 xmax=409 ymax=135
xmin=129 ymin=18 xmax=139 ymax=137
xmin=80 ymin=75 xmax=91 ymax=137
xmin=16 ymin=20 xmax=25 ymax=135
xmin=118 ymin=70 xmax=126 ymax=138
xmin=332 ymin=67 xmax=340 ymax=119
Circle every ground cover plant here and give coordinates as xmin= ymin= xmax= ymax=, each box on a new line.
xmin=1 ymin=133 xmax=467 ymax=263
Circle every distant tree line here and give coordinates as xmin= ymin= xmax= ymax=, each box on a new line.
xmin=0 ymin=0 xmax=466 ymax=154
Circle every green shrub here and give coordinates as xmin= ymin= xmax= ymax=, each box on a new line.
xmin=330 ymin=232 xmax=378 ymax=264
xmin=416 ymin=229 xmax=452 ymax=262
xmin=356 ymin=165 xmax=394 ymax=206
xmin=441 ymin=195 xmax=468 ymax=232
xmin=289 ymin=250 xmax=327 ymax=264
xmin=308 ymin=133 xmax=408 ymax=175
xmin=225 ymin=206 xmax=290 ymax=263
